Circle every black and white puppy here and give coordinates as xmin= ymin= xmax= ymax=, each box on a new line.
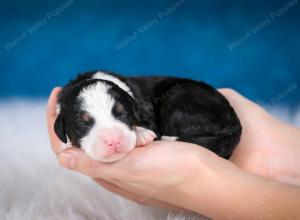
xmin=54 ymin=71 xmax=242 ymax=162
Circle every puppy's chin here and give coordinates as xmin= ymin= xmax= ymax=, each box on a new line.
xmin=86 ymin=151 xmax=130 ymax=163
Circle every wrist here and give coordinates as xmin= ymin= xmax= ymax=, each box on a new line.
xmin=184 ymin=155 xmax=241 ymax=217
xmin=163 ymin=148 xmax=242 ymax=217
xmin=173 ymin=151 xmax=300 ymax=219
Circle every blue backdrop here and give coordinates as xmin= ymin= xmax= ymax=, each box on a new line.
xmin=0 ymin=0 xmax=299 ymax=105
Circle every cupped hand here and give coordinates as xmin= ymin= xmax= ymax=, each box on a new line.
xmin=47 ymin=87 xmax=300 ymax=210
xmin=219 ymin=89 xmax=300 ymax=185
xmin=47 ymin=87 xmax=193 ymax=209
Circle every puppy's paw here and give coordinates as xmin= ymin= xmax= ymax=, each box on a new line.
xmin=135 ymin=127 xmax=157 ymax=146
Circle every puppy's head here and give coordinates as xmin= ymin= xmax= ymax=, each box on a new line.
xmin=54 ymin=79 xmax=139 ymax=162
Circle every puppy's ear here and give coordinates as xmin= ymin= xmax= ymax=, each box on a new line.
xmin=54 ymin=114 xmax=67 ymax=143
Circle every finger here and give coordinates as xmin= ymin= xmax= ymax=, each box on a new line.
xmin=218 ymin=88 xmax=266 ymax=118
xmin=58 ymin=148 xmax=114 ymax=179
xmin=218 ymin=88 xmax=254 ymax=110
xmin=46 ymin=87 xmax=63 ymax=155
xmin=94 ymin=178 xmax=184 ymax=211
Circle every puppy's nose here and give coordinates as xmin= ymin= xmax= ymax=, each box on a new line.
xmin=99 ymin=126 xmax=124 ymax=151
xmin=104 ymin=138 xmax=121 ymax=149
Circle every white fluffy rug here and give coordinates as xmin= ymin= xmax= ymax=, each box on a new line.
xmin=0 ymin=99 xmax=299 ymax=220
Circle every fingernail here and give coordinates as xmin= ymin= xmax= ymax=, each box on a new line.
xmin=59 ymin=152 xmax=75 ymax=169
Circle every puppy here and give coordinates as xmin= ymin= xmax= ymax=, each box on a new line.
xmin=54 ymin=71 xmax=242 ymax=162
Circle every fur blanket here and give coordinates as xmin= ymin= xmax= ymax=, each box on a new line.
xmin=0 ymin=100 xmax=299 ymax=220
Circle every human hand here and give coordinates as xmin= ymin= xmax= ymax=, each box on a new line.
xmin=48 ymin=91 xmax=235 ymax=210
xmin=47 ymin=87 xmax=192 ymax=210
xmin=47 ymin=87 xmax=300 ymax=212
xmin=219 ymin=89 xmax=300 ymax=185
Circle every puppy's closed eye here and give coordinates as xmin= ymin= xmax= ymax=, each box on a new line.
xmin=81 ymin=112 xmax=93 ymax=123
xmin=114 ymin=101 xmax=125 ymax=114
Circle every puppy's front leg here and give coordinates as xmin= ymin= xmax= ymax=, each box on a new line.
xmin=135 ymin=126 xmax=157 ymax=146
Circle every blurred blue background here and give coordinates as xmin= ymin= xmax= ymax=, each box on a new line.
xmin=0 ymin=0 xmax=299 ymax=106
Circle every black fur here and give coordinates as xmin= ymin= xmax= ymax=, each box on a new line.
xmin=55 ymin=79 xmax=97 ymax=146
xmin=55 ymin=71 xmax=242 ymax=159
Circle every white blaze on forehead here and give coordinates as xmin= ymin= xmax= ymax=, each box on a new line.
xmin=79 ymin=82 xmax=115 ymax=124
xmin=92 ymin=71 xmax=133 ymax=97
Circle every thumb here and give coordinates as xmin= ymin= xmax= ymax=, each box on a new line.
xmin=58 ymin=148 xmax=114 ymax=179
